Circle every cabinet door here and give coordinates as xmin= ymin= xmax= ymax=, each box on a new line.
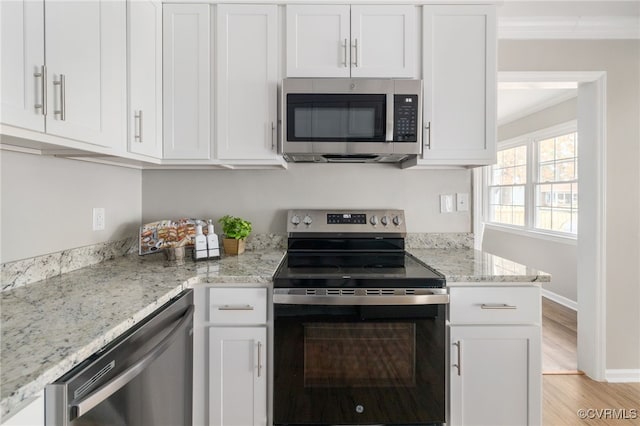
xmin=163 ymin=4 xmax=211 ymax=160
xmin=421 ymin=5 xmax=496 ymax=165
xmin=286 ymin=5 xmax=350 ymax=78
xmin=0 ymin=391 xmax=44 ymax=426
xmin=216 ymin=5 xmax=278 ymax=161
xmin=350 ymin=5 xmax=417 ymax=78
xmin=209 ymin=327 xmax=267 ymax=426
xmin=0 ymin=0 xmax=45 ymax=131
xmin=449 ymin=325 xmax=541 ymax=426
xmin=45 ymin=0 xmax=126 ymax=148
xmin=128 ymin=0 xmax=162 ymax=158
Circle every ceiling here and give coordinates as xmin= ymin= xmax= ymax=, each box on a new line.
xmin=497 ymin=83 xmax=578 ymax=126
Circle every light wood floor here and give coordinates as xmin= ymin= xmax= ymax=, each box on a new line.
xmin=544 ymin=375 xmax=640 ymax=425
xmin=542 ymin=297 xmax=579 ymax=373
xmin=542 ymin=297 xmax=640 ymax=425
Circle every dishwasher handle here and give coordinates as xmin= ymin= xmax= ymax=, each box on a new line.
xmin=69 ymin=304 xmax=194 ymax=420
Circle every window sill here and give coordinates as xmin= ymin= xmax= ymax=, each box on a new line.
xmin=483 ymin=223 xmax=577 ymax=246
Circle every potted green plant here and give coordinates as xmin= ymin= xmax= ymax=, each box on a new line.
xmin=218 ymin=215 xmax=252 ymax=255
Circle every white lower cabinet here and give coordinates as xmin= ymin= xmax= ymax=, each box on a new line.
xmin=194 ymin=286 xmax=267 ymax=426
xmin=209 ymin=327 xmax=267 ymax=426
xmin=448 ymin=285 xmax=541 ymax=426
xmin=0 ymin=392 xmax=44 ymax=426
xmin=449 ymin=325 xmax=541 ymax=426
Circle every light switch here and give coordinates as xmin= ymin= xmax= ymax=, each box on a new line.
xmin=440 ymin=195 xmax=454 ymax=213
xmin=457 ymin=193 xmax=469 ymax=212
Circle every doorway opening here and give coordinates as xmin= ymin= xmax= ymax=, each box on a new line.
xmin=475 ymin=71 xmax=607 ymax=380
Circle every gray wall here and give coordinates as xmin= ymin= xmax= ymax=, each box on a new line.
xmin=483 ymin=228 xmax=577 ymax=301
xmin=0 ymin=151 xmax=141 ymax=263
xmin=499 ymin=39 xmax=640 ymax=371
xmin=141 ymin=164 xmax=472 ymax=234
xmin=484 ymin=97 xmax=578 ymax=302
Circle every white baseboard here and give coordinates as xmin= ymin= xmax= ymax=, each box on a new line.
xmin=606 ymin=369 xmax=640 ymax=383
xmin=541 ymin=289 xmax=578 ymax=311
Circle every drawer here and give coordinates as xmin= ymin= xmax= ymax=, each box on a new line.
xmin=449 ymin=286 xmax=540 ymax=325
xmin=208 ymin=287 xmax=267 ymax=325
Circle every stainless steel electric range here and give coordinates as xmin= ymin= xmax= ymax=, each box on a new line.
xmin=272 ymin=209 xmax=448 ymax=426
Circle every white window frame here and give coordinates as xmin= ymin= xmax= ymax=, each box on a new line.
xmin=483 ymin=120 xmax=578 ymax=243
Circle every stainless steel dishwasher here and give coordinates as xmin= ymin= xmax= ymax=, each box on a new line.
xmin=45 ymin=289 xmax=194 ymax=426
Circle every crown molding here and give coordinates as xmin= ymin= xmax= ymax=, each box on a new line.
xmin=499 ymin=15 xmax=640 ymax=39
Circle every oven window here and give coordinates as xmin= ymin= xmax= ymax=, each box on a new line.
xmin=287 ymin=94 xmax=386 ymax=142
xmin=303 ymin=323 xmax=415 ymax=388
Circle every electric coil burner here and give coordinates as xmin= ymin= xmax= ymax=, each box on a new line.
xmin=273 ymin=209 xmax=448 ymax=426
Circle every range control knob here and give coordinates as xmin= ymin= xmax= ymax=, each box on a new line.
xmin=380 ymin=216 xmax=389 ymax=226
xmin=291 ymin=215 xmax=301 ymax=225
xmin=393 ymin=215 xmax=403 ymax=226
xmin=303 ymin=215 xmax=313 ymax=225
xmin=370 ymin=215 xmax=379 ymax=226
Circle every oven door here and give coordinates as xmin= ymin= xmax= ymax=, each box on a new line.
xmin=273 ymin=293 xmax=447 ymax=426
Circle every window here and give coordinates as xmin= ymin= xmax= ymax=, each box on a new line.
xmin=485 ymin=122 xmax=578 ymax=237
xmin=535 ymin=133 xmax=578 ymax=233
xmin=488 ymin=145 xmax=527 ymax=226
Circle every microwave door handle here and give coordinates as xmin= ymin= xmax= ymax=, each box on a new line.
xmin=386 ymin=93 xmax=394 ymax=142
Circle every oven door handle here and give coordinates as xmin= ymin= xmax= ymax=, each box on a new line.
xmin=273 ymin=293 xmax=449 ymax=305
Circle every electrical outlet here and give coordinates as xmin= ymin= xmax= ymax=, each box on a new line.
xmin=93 ymin=208 xmax=105 ymax=231
xmin=457 ymin=193 xmax=470 ymax=212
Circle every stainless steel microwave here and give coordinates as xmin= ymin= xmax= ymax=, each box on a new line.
xmin=281 ymin=78 xmax=422 ymax=163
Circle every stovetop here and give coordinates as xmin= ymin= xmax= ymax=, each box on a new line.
xmin=273 ymin=209 xmax=446 ymax=289
xmin=273 ymin=252 xmax=445 ymax=288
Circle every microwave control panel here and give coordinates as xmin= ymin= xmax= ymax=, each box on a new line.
xmin=393 ymin=95 xmax=419 ymax=142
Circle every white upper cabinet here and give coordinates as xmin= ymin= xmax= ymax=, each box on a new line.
xmin=286 ymin=5 xmax=416 ymax=78
xmin=286 ymin=5 xmax=351 ymax=78
xmin=215 ymin=5 xmax=279 ymax=161
xmin=420 ymin=5 xmax=497 ymax=166
xmin=350 ymin=5 xmax=416 ymax=78
xmin=162 ymin=4 xmax=211 ymax=160
xmin=44 ymin=1 xmax=126 ymax=148
xmin=128 ymin=0 xmax=162 ymax=159
xmin=0 ymin=0 xmax=45 ymax=132
xmin=0 ymin=0 xmax=126 ymax=149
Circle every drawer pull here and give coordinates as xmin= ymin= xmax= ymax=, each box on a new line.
xmin=480 ymin=303 xmax=517 ymax=310
xmin=218 ymin=304 xmax=254 ymax=311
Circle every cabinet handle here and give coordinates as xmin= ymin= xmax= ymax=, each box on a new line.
xmin=480 ymin=303 xmax=517 ymax=310
xmin=53 ymin=74 xmax=66 ymax=121
xmin=218 ymin=304 xmax=254 ymax=311
xmin=34 ymin=65 xmax=47 ymax=115
xmin=424 ymin=122 xmax=431 ymax=149
xmin=257 ymin=341 xmax=263 ymax=377
xmin=342 ymin=38 xmax=348 ymax=67
xmin=271 ymin=122 xmax=276 ymax=151
xmin=134 ymin=110 xmax=143 ymax=142
xmin=452 ymin=341 xmax=462 ymax=376
xmin=352 ymin=38 xmax=359 ymax=67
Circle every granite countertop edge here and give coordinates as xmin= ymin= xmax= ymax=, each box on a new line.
xmin=1 ymin=247 xmax=548 ymax=419
xmin=1 ymin=251 xmax=282 ymax=420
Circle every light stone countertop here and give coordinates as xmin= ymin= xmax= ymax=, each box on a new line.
xmin=408 ymin=248 xmax=550 ymax=285
xmin=0 ymin=247 xmax=548 ymax=419
xmin=0 ymin=250 xmax=284 ymax=420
